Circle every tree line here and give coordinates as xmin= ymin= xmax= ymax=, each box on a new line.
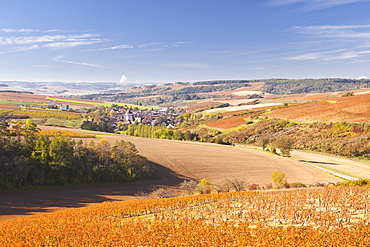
xmin=0 ymin=120 xmax=157 ymax=191
xmin=262 ymin=78 xmax=370 ymax=94
xmin=78 ymin=83 xmax=249 ymax=106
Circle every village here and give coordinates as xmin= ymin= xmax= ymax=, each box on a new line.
xmin=110 ymin=106 xmax=185 ymax=127
xmin=78 ymin=105 xmax=186 ymax=132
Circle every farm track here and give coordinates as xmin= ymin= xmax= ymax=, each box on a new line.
xmin=0 ymin=126 xmax=345 ymax=222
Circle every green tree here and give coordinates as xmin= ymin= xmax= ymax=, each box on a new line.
xmin=22 ymin=119 xmax=40 ymax=152
xmin=12 ymin=121 xmax=23 ymax=140
xmin=0 ymin=121 xmax=9 ymax=137
xmin=95 ymin=138 xmax=111 ymax=166
xmin=111 ymin=140 xmax=137 ymax=165
xmin=271 ymin=171 xmax=287 ymax=189
xmin=48 ymin=134 xmax=75 ymax=185
xmin=31 ymin=134 xmax=51 ymax=164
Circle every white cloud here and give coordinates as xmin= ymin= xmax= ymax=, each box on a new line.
xmin=99 ymin=44 xmax=134 ymax=50
xmin=269 ymin=0 xmax=369 ymax=9
xmin=1 ymin=28 xmax=39 ymax=33
xmin=0 ymin=33 xmax=101 ymax=46
xmin=269 ymin=0 xmax=305 ymax=5
xmin=137 ymin=42 xmax=162 ymax=48
xmin=286 ymin=48 xmax=370 ymax=61
xmin=84 ymin=41 xmax=191 ymax=52
xmin=0 ymin=44 xmax=39 ymax=54
xmin=291 ymin=24 xmax=370 ymax=39
xmin=120 ymin=75 xmax=128 ymax=83
xmin=286 ymin=24 xmax=370 ymax=62
xmin=44 ymin=40 xmax=103 ymax=49
xmin=53 ymin=55 xmax=105 ymax=68
xmin=1 ymin=28 xmax=72 ymax=33
xmin=0 ymin=29 xmax=104 ymax=52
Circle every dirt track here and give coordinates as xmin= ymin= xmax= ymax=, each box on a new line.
xmin=0 ymin=127 xmax=343 ymax=221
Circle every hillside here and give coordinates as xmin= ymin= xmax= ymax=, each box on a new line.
xmin=267 ymin=93 xmax=370 ymax=122
xmin=1 ymin=186 xmax=370 ymax=246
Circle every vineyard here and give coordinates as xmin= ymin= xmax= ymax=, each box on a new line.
xmin=0 ymin=108 xmax=82 ymax=120
xmin=206 ymin=115 xmax=247 ymax=130
xmin=37 ymin=129 xmax=96 ymax=138
xmin=268 ymin=93 xmax=370 ymax=123
xmin=1 ymin=186 xmax=369 ymax=246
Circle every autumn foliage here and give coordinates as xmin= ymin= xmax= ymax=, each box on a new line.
xmin=1 ymin=186 xmax=370 ymax=246
xmin=268 ymin=93 xmax=370 ymax=123
xmin=37 ymin=129 xmax=95 ymax=138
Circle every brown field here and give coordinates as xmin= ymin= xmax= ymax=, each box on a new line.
xmin=0 ymin=92 xmax=49 ymax=103
xmin=185 ymin=101 xmax=221 ymax=111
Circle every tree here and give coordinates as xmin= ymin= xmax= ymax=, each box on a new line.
xmin=48 ymin=134 xmax=75 ymax=185
xmin=259 ymin=136 xmax=270 ymax=150
xmin=95 ymin=138 xmax=111 ymax=166
xmin=224 ymin=178 xmax=246 ymax=192
xmin=12 ymin=121 xmax=23 ymax=140
xmin=271 ymin=171 xmax=287 ymax=189
xmin=22 ymin=119 xmax=40 ymax=152
xmin=179 ymin=180 xmax=198 ymax=195
xmin=196 ymin=179 xmax=214 ymax=194
xmin=31 ymin=134 xmax=51 ymax=164
xmin=111 ymin=140 xmax=138 ymax=165
xmin=0 ymin=121 xmax=9 ymax=137
xmin=275 ymin=136 xmax=294 ymax=157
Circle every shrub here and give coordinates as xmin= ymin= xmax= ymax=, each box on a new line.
xmin=271 ymin=171 xmax=287 ymax=189
xmin=196 ymin=179 xmax=214 ymax=194
xmin=224 ymin=178 xmax=246 ymax=192
xmin=265 ymin=183 xmax=273 ymax=190
xmin=179 ymin=180 xmax=198 ymax=195
xmin=248 ymin=183 xmax=260 ymax=190
xmin=337 ymin=178 xmax=370 ymax=187
xmin=290 ymin=182 xmax=306 ymax=188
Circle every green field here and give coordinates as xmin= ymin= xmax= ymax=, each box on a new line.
xmin=0 ymin=100 xmax=45 ymax=106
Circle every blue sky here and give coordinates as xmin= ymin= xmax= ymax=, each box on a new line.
xmin=0 ymin=0 xmax=370 ymax=83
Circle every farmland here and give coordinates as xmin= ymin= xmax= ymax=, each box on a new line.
xmin=0 ymin=125 xmax=349 ymax=222
xmin=1 ymin=186 xmax=370 ymax=246
xmin=267 ymin=93 xmax=370 ymax=123
xmin=1 ymin=79 xmax=370 ymax=246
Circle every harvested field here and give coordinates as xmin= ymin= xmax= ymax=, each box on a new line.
xmin=39 ymin=126 xmax=341 ymax=185
xmin=0 ymin=92 xmax=49 ymax=103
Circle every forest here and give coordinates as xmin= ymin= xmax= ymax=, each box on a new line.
xmin=79 ymin=82 xmax=249 ymax=104
xmin=261 ymin=78 xmax=370 ymax=94
xmin=77 ymin=78 xmax=370 ymax=106
xmin=0 ymin=120 xmax=157 ymax=191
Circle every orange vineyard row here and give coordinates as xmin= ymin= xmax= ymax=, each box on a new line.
xmin=1 ymin=186 xmax=370 ymax=246
xmin=0 ymin=109 xmax=82 ymax=120
xmin=37 ymin=130 xmax=96 ymax=138
xmin=268 ymin=94 xmax=370 ymax=123
xmin=206 ymin=116 xmax=247 ymax=130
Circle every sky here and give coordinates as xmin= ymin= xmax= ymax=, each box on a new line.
xmin=0 ymin=0 xmax=370 ymax=83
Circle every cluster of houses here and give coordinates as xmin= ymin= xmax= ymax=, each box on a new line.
xmin=107 ymin=107 xmax=185 ymax=127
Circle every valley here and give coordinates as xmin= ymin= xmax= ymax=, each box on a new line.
xmin=1 ymin=78 xmax=370 ymax=228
